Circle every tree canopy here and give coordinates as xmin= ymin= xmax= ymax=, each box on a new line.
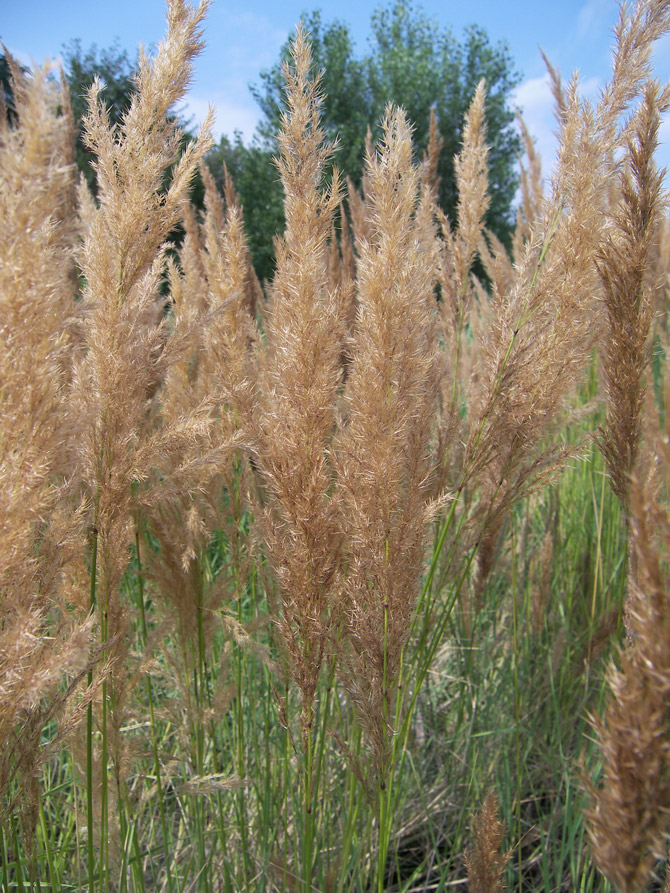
xmin=206 ymin=133 xmax=285 ymax=284
xmin=1 ymin=55 xmax=20 ymax=126
xmin=52 ymin=1 xmax=522 ymax=283
xmin=61 ymin=39 xmax=138 ymax=193
xmin=61 ymin=39 xmax=204 ymax=209
xmin=206 ymin=1 xmax=521 ymax=280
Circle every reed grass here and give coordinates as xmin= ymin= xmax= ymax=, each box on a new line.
xmin=1 ymin=0 xmax=670 ymax=890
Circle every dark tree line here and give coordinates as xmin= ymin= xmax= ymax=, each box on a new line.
xmin=3 ymin=2 xmax=521 ymax=284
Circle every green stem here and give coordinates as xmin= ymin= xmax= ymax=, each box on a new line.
xmin=101 ymin=585 xmax=109 ymax=893
xmin=193 ymin=558 xmax=208 ymax=892
xmin=313 ymin=662 xmax=334 ymax=855
xmin=38 ymin=795 xmax=58 ymax=890
xmin=234 ymin=566 xmax=251 ymax=888
xmin=391 ymin=542 xmax=479 ymax=824
xmin=0 ymin=822 xmax=8 ymax=892
xmin=135 ymin=527 xmax=178 ymax=893
xmin=87 ymin=522 xmax=98 ymax=893
xmin=337 ymin=753 xmax=362 ymax=893
xmin=303 ymin=722 xmax=314 ymax=893
xmin=511 ymin=520 xmax=522 ymax=892
xmin=376 ymin=601 xmax=391 ymax=893
xmin=11 ymin=813 xmax=25 ymax=893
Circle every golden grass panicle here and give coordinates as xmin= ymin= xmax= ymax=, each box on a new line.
xmin=651 ymin=210 xmax=670 ymax=318
xmin=195 ymin=162 xmax=258 ymax=428
xmin=72 ymin=0 xmax=215 ymax=588
xmin=451 ymin=80 xmax=490 ymax=296
xmin=325 ymin=209 xmax=357 ymax=379
xmin=347 ymin=127 xmax=374 ymax=251
xmin=67 ymin=0 xmax=215 ymax=782
xmin=596 ymin=81 xmax=669 ymax=514
xmin=250 ymin=26 xmax=345 ymax=736
xmin=422 ymin=106 xmax=443 ymax=201
xmin=588 ymin=433 xmax=670 ymax=891
xmin=462 ymin=0 xmax=670 ymax=601
xmin=540 ymin=49 xmax=567 ymax=126
xmin=334 ymin=107 xmax=441 ymax=778
xmin=513 ymin=112 xmax=544 ymax=263
xmin=0 ymin=57 xmax=92 ymax=813
xmin=147 ymin=163 xmax=258 ymax=664
xmin=465 ymin=792 xmax=510 ymax=892
xmin=435 ymin=81 xmax=490 ymax=492
xmin=347 ymin=174 xmax=371 ymax=251
xmin=0 ymin=57 xmax=77 ymax=595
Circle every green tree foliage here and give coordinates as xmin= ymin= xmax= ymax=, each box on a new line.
xmin=251 ymin=13 xmax=372 ymax=186
xmin=61 ymin=39 xmax=138 ymax=193
xmin=365 ymin=4 xmax=521 ymax=240
xmin=218 ymin=0 xmax=521 ymax=280
xmin=0 ymin=54 xmax=21 ymax=126
xmin=61 ymin=39 xmax=204 ymax=212
xmin=206 ymin=133 xmax=284 ymax=284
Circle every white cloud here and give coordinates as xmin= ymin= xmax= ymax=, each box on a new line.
xmin=206 ymin=7 xmax=288 ymax=74
xmin=180 ymin=95 xmax=260 ymax=144
xmin=7 ymin=49 xmax=63 ymax=72
xmin=513 ymin=74 xmax=559 ymax=181
xmin=658 ymin=112 xmax=670 ymax=184
xmin=577 ymin=0 xmax=612 ymax=41
xmin=513 ymin=71 xmax=607 ymax=187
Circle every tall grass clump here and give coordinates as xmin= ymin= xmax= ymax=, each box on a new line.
xmin=0 ymin=55 xmax=93 ymax=874
xmin=587 ymin=76 xmax=670 ymax=893
xmin=1 ymin=0 xmax=670 ymax=889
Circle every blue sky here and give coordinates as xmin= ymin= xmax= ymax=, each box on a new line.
xmin=3 ymin=0 xmax=670 ymax=181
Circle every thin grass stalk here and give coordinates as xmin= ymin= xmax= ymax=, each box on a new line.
xmin=584 ymin=469 xmax=608 ymax=697
xmin=204 ymin=704 xmax=230 ymax=885
xmin=337 ymin=761 xmax=363 ymax=892
xmin=376 ymin=616 xmax=405 ymax=893
xmin=0 ymin=824 xmax=7 ymax=892
xmin=69 ymin=749 xmax=83 ymax=890
xmin=282 ymin=688 xmax=293 ymax=892
xmin=375 ymin=610 xmax=387 ymax=891
xmin=130 ymin=819 xmax=147 ymax=893
xmin=37 ymin=798 xmax=58 ymax=890
xmin=334 ymin=110 xmax=441 ymax=856
xmin=511 ymin=519 xmax=522 ymax=892
xmin=11 ymin=814 xmax=25 ymax=893
xmin=87 ymin=524 xmax=98 ymax=893
xmin=194 ymin=548 xmax=233 ymax=890
xmin=234 ymin=570 xmax=251 ymax=887
xmin=393 ymin=541 xmax=478 ymax=777
xmin=260 ymin=650 xmax=273 ymax=869
xmin=193 ymin=554 xmax=209 ymax=892
xmin=100 ymin=579 xmax=110 ymax=893
xmin=312 ymin=662 xmax=335 ymax=886
xmin=117 ymin=817 xmax=131 ymax=893
xmin=376 ymin=531 xmax=480 ymax=889
xmin=134 ymin=525 xmax=177 ymax=893
xmin=118 ymin=820 xmax=144 ymax=893
xmin=302 ymin=722 xmax=315 ymax=892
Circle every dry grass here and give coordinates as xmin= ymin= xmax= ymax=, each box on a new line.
xmin=1 ymin=0 xmax=670 ymax=889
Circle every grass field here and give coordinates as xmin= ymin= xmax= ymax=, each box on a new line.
xmin=1 ymin=0 xmax=670 ymax=890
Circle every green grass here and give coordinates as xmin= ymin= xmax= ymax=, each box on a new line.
xmin=0 ymin=372 xmax=644 ymax=893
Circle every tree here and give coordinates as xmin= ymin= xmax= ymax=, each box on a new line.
xmin=61 ymin=39 xmax=205 ymax=214
xmin=0 ymin=54 xmax=20 ymax=126
xmin=206 ymin=133 xmax=284 ymax=283
xmin=61 ymin=39 xmax=138 ymax=193
xmin=252 ymin=11 xmax=372 ymax=187
xmin=367 ymin=5 xmax=521 ymax=240
xmin=248 ymin=1 xmax=522 ymax=250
